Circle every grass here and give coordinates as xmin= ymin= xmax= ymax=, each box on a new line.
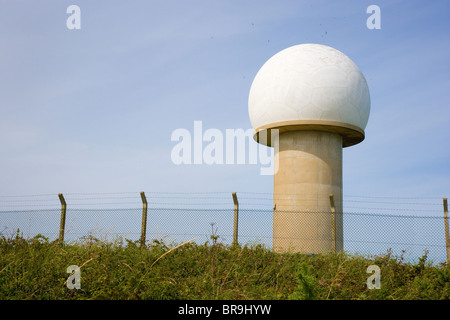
xmin=0 ymin=230 xmax=449 ymax=300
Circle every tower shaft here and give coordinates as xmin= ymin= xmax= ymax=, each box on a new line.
xmin=273 ymin=130 xmax=344 ymax=253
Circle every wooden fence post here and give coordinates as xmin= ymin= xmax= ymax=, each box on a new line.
xmin=329 ymin=194 xmax=336 ymax=255
xmin=232 ymin=192 xmax=239 ymax=245
xmin=58 ymin=193 xmax=67 ymax=243
xmin=140 ymin=191 xmax=148 ymax=248
xmin=444 ymin=198 xmax=449 ymax=265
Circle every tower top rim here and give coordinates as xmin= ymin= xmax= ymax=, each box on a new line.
xmin=253 ymin=120 xmax=365 ymax=147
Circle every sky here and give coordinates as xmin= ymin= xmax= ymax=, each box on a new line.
xmin=0 ymin=0 xmax=449 ymax=203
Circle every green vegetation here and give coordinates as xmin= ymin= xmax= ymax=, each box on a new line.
xmin=0 ymin=230 xmax=448 ymax=300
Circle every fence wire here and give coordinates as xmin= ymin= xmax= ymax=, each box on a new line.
xmin=0 ymin=192 xmax=447 ymax=265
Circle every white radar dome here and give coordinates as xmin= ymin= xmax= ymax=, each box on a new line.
xmin=248 ymin=43 xmax=370 ymax=140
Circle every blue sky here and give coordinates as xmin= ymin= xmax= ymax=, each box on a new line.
xmin=0 ymin=0 xmax=449 ymax=202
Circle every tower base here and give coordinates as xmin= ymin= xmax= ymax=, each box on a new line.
xmin=272 ymin=130 xmax=344 ymax=254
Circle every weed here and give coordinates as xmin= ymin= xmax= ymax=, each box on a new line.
xmin=0 ymin=234 xmax=448 ymax=299
xmin=288 ymin=262 xmax=317 ymax=300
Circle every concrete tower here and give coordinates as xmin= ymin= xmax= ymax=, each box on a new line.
xmin=248 ymin=44 xmax=370 ymax=254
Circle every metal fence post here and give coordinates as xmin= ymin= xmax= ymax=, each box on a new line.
xmin=444 ymin=197 xmax=449 ymax=265
xmin=329 ymin=194 xmax=336 ymax=255
xmin=140 ymin=191 xmax=148 ymax=248
xmin=232 ymin=192 xmax=239 ymax=245
xmin=58 ymin=193 xmax=67 ymax=243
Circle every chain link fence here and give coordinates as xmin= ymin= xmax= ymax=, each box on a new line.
xmin=0 ymin=192 xmax=448 ymax=265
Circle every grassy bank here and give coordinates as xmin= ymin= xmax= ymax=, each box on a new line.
xmin=0 ymin=231 xmax=448 ymax=300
